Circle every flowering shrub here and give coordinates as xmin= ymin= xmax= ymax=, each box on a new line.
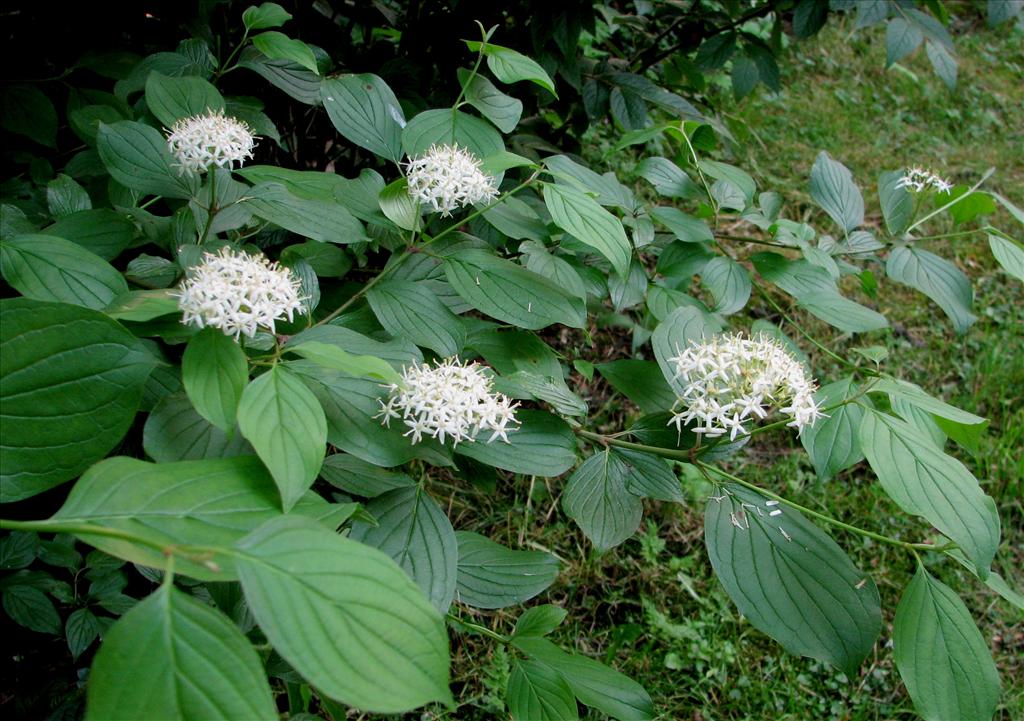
xmin=0 ymin=2 xmax=1022 ymax=721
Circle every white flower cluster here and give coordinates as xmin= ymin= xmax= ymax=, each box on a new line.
xmin=405 ymin=143 xmax=499 ymax=216
xmin=376 ymin=358 xmax=520 ymax=446
xmin=166 ymin=110 xmax=257 ymax=175
xmin=667 ymin=333 xmax=824 ymax=441
xmin=175 ymin=247 xmax=304 ymax=340
xmin=895 ymin=167 xmax=953 ymax=194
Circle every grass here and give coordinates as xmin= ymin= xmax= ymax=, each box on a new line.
xmin=386 ymin=15 xmax=1024 ymax=721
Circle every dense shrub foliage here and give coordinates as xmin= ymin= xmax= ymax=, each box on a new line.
xmin=1 ymin=2 xmax=1021 ymax=720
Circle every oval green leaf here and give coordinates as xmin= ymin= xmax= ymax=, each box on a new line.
xmin=349 ymin=486 xmax=458 ymax=613
xmin=85 ymin=583 xmax=277 ymax=721
xmin=455 ymin=531 xmax=559 ymax=609
xmin=1 ymin=299 xmax=153 ymax=502
xmin=704 ymin=483 xmax=881 ymax=675
xmin=893 ymin=567 xmax=1000 ymax=721
xmin=237 ymin=365 xmax=327 ymax=512
xmin=52 ymin=455 xmax=341 ymax=581
xmin=234 ymin=515 xmax=453 ymax=713
xmin=1 ymin=234 xmax=128 ymax=310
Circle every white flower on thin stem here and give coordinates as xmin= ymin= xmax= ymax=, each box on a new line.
xmin=166 ymin=109 xmax=257 ymax=175
xmin=667 ymin=333 xmax=824 ymax=441
xmin=895 ymin=167 xmax=953 ymax=194
xmin=405 ymin=143 xmax=498 ymax=216
xmin=175 ymin=247 xmax=304 ymax=340
xmin=376 ymin=358 xmax=520 ymax=446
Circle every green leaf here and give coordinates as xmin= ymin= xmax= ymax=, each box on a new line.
xmin=886 ymin=17 xmax=924 ymax=66
xmin=458 ymin=69 xmax=522 ymax=134
xmin=871 ymin=377 xmax=986 ymax=427
xmin=85 ymin=583 xmax=276 ymax=721
xmin=105 ymin=289 xmax=180 ymax=322
xmin=66 ymin=607 xmax=102 ymax=660
xmin=480 ymin=151 xmax=535 ymax=175
xmin=0 ymin=532 xmax=38 ymax=569
xmin=705 ymin=484 xmax=881 ymax=675
xmin=97 ymin=121 xmax=199 ymax=200
xmin=454 ymin=409 xmax=577 ymax=477
xmin=649 ymin=206 xmax=714 ymax=243
xmin=810 ymin=151 xmax=864 ymax=233
xmin=182 ymin=328 xmax=248 ymax=431
xmin=319 ymin=453 xmax=414 ymax=497
xmin=731 ymin=54 xmax=760 ymax=99
xmin=142 ymin=393 xmax=253 ymax=463
xmin=290 ymin=365 xmax=451 ymax=469
xmin=797 ymin=291 xmax=889 ymax=333
xmin=893 ymin=567 xmax=1000 ymax=721
xmin=543 ymin=183 xmax=631 ymax=276
xmin=878 ymin=170 xmax=914 ymax=236
xmin=288 ymin=325 xmax=420 ymax=369
xmin=562 ymin=450 xmax=643 ymax=551
xmin=511 ymin=636 xmax=654 ymax=721
xmin=237 ymin=365 xmax=327 ymax=512
xmin=242 ymin=2 xmax=292 ymax=30
xmin=1 ymin=234 xmax=128 ymax=309
xmin=366 ymin=280 xmax=466 ymax=357
xmin=1 ymin=299 xmax=153 ymax=502
xmin=288 ymin=341 xmax=400 ymax=384
xmin=544 ymin=155 xmax=634 ymax=210
xmin=47 ymin=174 xmax=92 ymax=218
xmin=454 ymin=531 xmax=559 ymax=609
xmin=514 ymin=605 xmax=568 ymax=638
xmin=637 ymin=157 xmax=702 ymax=199
xmin=2 ymin=584 xmax=61 ymax=634
xmin=239 ymin=48 xmax=320 ymax=104
xmin=444 ymin=249 xmax=586 ymax=330
xmin=378 ymin=177 xmax=421 ymax=231
xmin=925 ymin=41 xmax=958 ymax=89
xmin=45 ymin=209 xmax=135 ymax=261
xmin=237 ymin=165 xmax=343 ymax=202
xmin=886 ymin=245 xmax=975 ymax=333
xmin=859 ymin=410 xmax=999 ymax=574
xmin=701 ymin=255 xmax=750 ymax=314
xmin=251 ymin=32 xmax=318 ymax=74
xmin=495 ymin=370 xmax=587 ymax=417
xmin=234 ymin=516 xmax=453 ymax=712
xmin=145 ymin=72 xmax=225 ymax=127
xmin=507 ymin=659 xmax=579 ymax=721
xmin=320 ymin=75 xmax=405 ymax=163
xmin=611 ymin=447 xmax=683 ymax=503
xmin=793 ymin=0 xmax=829 ymax=38
xmin=946 ymin=187 xmax=997 ymax=224
xmin=698 ymin=160 xmax=756 ymax=204
xmin=349 ymin=486 xmax=458 ymax=613
xmin=988 ymin=233 xmax=1024 ymax=282
xmin=465 ymin=41 xmax=557 ymax=96
xmin=800 ymin=378 xmax=867 ymax=480
xmin=595 ymin=360 xmax=677 ymax=414
xmin=652 ymin=305 xmax=724 ymax=394
xmin=402 ymin=109 xmax=504 ymax=164
xmin=521 ymin=243 xmax=589 ymax=301
xmin=1 ymin=84 xmax=57 ymax=147
xmin=244 ymin=183 xmax=366 ymax=244
xmin=52 ymin=455 xmax=340 ymax=581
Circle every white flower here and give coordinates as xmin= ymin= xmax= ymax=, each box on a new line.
xmin=405 ymin=143 xmax=498 ymax=216
xmin=175 ymin=247 xmax=304 ymax=339
xmin=667 ymin=333 xmax=824 ymax=441
xmin=895 ymin=167 xmax=952 ymax=194
xmin=166 ymin=110 xmax=257 ymax=175
xmin=376 ymin=358 xmax=520 ymax=446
